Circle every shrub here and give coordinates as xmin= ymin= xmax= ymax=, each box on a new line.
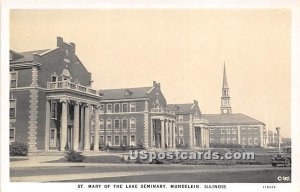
xmin=10 ymin=142 xmax=28 ymax=156
xmin=66 ymin=150 xmax=85 ymax=162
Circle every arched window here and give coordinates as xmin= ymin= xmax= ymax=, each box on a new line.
xmin=62 ymin=68 xmax=71 ymax=81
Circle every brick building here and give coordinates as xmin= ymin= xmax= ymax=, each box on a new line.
xmin=167 ymin=101 xmax=209 ymax=148
xmin=98 ymin=81 xmax=176 ymax=148
xmin=9 ymin=37 xmax=265 ymax=152
xmin=203 ymin=65 xmax=266 ymax=147
xmin=10 ymin=37 xmax=102 ymax=152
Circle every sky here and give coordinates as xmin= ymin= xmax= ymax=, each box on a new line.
xmin=10 ymin=9 xmax=291 ymax=137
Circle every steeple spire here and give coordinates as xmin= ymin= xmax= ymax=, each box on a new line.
xmin=223 ymin=62 xmax=229 ymax=89
xmin=221 ymin=62 xmax=232 ymax=114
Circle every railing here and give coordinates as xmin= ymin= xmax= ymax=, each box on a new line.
xmin=194 ymin=118 xmax=209 ymax=124
xmin=47 ymin=81 xmax=100 ymax=96
xmin=151 ymin=108 xmax=175 ymax=115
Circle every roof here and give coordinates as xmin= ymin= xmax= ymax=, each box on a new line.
xmin=10 ymin=49 xmax=49 ymax=64
xmin=100 ymin=87 xmax=152 ymax=100
xmin=202 ymin=113 xmax=265 ymax=126
xmin=167 ymin=103 xmax=194 ymax=114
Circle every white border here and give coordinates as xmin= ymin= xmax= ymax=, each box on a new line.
xmin=1 ymin=1 xmax=300 ymax=192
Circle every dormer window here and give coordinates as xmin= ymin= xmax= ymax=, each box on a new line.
xmin=124 ymin=89 xmax=133 ymax=97
xmin=9 ymin=53 xmax=13 ymax=60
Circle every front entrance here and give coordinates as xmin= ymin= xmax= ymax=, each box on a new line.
xmin=195 ymin=127 xmax=201 ymax=147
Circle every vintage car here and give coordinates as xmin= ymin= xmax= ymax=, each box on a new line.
xmin=271 ymin=146 xmax=291 ymax=167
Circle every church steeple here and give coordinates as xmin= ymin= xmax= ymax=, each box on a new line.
xmin=221 ymin=62 xmax=232 ymax=114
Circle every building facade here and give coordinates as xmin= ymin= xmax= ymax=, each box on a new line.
xmin=98 ymin=81 xmax=176 ymax=148
xmin=10 ymin=37 xmax=102 ymax=152
xmin=167 ymin=101 xmax=210 ymax=148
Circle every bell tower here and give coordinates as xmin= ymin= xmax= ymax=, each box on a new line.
xmin=221 ymin=62 xmax=232 ymax=114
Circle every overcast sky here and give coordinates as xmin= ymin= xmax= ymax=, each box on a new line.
xmin=10 ymin=9 xmax=291 ymax=137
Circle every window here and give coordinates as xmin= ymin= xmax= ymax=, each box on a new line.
xmin=106 ymin=119 xmax=112 ymax=130
xmin=221 ymin=138 xmax=225 ymax=144
xmin=10 ymin=100 xmax=16 ymax=119
xmin=114 ymin=119 xmax=120 ymax=129
xmin=114 ymin=103 xmax=120 ymax=113
xmin=122 ymin=103 xmax=128 ymax=112
xmin=50 ymin=129 xmax=55 ymax=139
xmin=130 ymin=118 xmax=136 ymax=129
xmin=100 ymin=136 xmax=104 ymax=144
xmin=179 ymin=126 xmax=184 ymax=136
xmin=9 ymin=127 xmax=15 ymax=142
xmin=130 ymin=103 xmax=136 ymax=112
xmin=114 ymin=135 xmax=120 ymax=146
xmin=106 ymin=135 xmax=112 ymax=145
xmin=51 ymin=75 xmax=58 ymax=82
xmin=122 ymin=119 xmax=128 ymax=129
xmin=123 ymin=135 xmax=128 ymax=145
xmin=232 ymin=128 xmax=237 ymax=134
xmin=227 ymin=138 xmax=231 ymax=144
xmin=221 ymin=128 xmax=226 ymax=134
xmin=210 ymin=138 xmax=214 ymax=143
xmin=248 ymin=138 xmax=252 ymax=145
xmin=178 ymin=115 xmax=183 ymax=122
xmin=130 ymin=135 xmax=136 ymax=145
xmin=100 ymin=104 xmax=104 ymax=113
xmin=227 ymin=128 xmax=231 ymax=134
xmin=10 ymin=53 xmax=13 ymax=60
xmin=100 ymin=119 xmax=104 ymax=130
xmin=210 ymin=128 xmax=214 ymax=134
xmin=50 ymin=128 xmax=56 ymax=147
xmin=10 ymin=71 xmax=18 ymax=88
xmin=51 ymin=101 xmax=57 ymax=119
xmin=254 ymin=138 xmax=258 ymax=145
xmin=243 ymin=138 xmax=247 ymax=145
xmin=107 ymin=104 xmax=112 ymax=113
xmin=232 ymin=138 xmax=236 ymax=144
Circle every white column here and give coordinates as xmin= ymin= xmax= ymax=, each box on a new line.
xmin=45 ymin=100 xmax=50 ymax=151
xmin=150 ymin=119 xmax=153 ymax=147
xmin=207 ymin=127 xmax=210 ymax=147
xmin=79 ymin=105 xmax=84 ymax=150
xmin=60 ymin=99 xmax=68 ymax=151
xmin=169 ymin=121 xmax=173 ymax=148
xmin=165 ymin=120 xmax=169 ymax=147
xmin=161 ymin=119 xmax=165 ymax=148
xmin=73 ymin=102 xmax=80 ymax=150
xmin=84 ymin=104 xmax=90 ymax=150
xmin=201 ymin=128 xmax=204 ymax=147
xmin=172 ymin=121 xmax=176 ymax=148
xmin=94 ymin=106 xmax=100 ymax=151
xmin=237 ymin=126 xmax=241 ymax=144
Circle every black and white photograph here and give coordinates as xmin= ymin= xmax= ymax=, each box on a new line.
xmin=1 ymin=1 xmax=300 ymax=192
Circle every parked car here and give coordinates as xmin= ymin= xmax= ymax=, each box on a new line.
xmin=271 ymin=146 xmax=291 ymax=167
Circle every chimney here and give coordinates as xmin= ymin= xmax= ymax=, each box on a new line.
xmin=57 ymin=37 xmax=63 ymax=47
xmin=69 ymin=42 xmax=75 ymax=54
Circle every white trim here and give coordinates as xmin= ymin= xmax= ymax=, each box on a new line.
xmin=9 ymin=99 xmax=16 ymax=119
xmin=9 ymin=127 xmax=15 ymax=143
xmin=10 ymin=71 xmax=18 ymax=88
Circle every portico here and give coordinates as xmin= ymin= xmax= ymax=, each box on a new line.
xmin=193 ymin=118 xmax=209 ymax=148
xmin=45 ymin=80 xmax=101 ymax=151
xmin=150 ymin=108 xmax=176 ymax=148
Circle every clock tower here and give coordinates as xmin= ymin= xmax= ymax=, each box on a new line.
xmin=221 ymin=63 xmax=232 ymax=114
